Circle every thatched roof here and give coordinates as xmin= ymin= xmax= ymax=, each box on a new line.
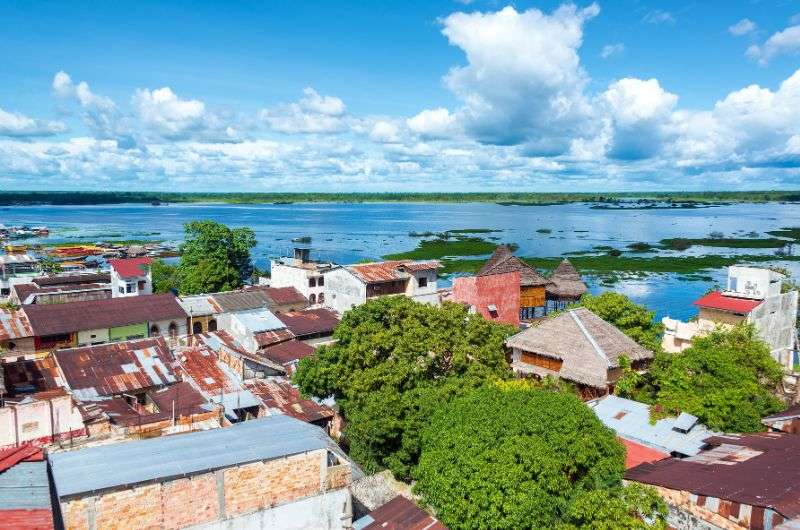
xmin=506 ymin=307 xmax=653 ymax=388
xmin=478 ymin=246 xmax=552 ymax=287
xmin=546 ymin=258 xmax=587 ymax=300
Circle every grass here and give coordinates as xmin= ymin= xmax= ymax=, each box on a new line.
xmin=766 ymin=227 xmax=800 ymax=241
xmin=439 ymin=253 xmax=800 ymax=276
xmin=627 ymin=242 xmax=657 ymax=252
xmin=384 ymin=237 xmax=498 ymax=260
xmin=660 ymin=237 xmax=790 ymax=250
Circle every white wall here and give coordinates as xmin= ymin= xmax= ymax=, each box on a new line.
xmin=324 ymin=269 xmax=365 ymax=315
xmin=0 ymin=394 xmax=85 ymax=449
xmin=77 ymin=328 xmax=110 ymax=347
xmin=111 ymin=269 xmax=152 ymax=299
xmin=150 ymin=318 xmax=187 ymax=338
xmin=749 ymin=290 xmax=798 ymax=368
xmin=726 ymin=266 xmax=783 ymax=300
xmin=271 ymin=261 xmax=326 ymax=306
xmin=193 ymin=488 xmax=351 ymax=530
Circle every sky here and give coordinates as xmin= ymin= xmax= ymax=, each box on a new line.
xmin=2 ymin=1 xmax=800 ymax=192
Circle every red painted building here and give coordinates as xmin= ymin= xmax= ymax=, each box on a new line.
xmin=451 ymin=271 xmax=521 ymax=326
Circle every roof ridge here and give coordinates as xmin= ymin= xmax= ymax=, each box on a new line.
xmin=569 ymin=309 xmax=610 ymax=365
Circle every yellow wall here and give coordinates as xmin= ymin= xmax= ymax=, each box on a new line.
xmin=520 ymin=285 xmax=545 ymax=308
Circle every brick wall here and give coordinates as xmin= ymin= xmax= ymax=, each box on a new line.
xmin=59 ymin=448 xmax=348 ymax=530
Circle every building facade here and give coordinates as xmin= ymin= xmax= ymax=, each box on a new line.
xmin=270 ymin=248 xmax=336 ymax=307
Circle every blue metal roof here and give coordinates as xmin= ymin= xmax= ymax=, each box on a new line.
xmin=49 ymin=415 xmax=328 ymax=498
xmin=0 ymin=462 xmax=51 ymax=509
xmin=590 ymin=395 xmax=718 ymax=457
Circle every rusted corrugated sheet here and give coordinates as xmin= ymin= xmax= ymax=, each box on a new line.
xmin=0 ymin=309 xmax=33 ymax=341
xmin=347 ymin=260 xmax=440 ymax=284
xmin=246 ymin=378 xmax=333 ymax=423
xmin=260 ymin=340 xmax=315 ymax=365
xmin=174 ymin=344 xmax=243 ymax=394
xmin=360 ymin=496 xmax=447 ymax=530
xmin=276 ymin=308 xmax=340 ymax=338
xmin=254 ymin=328 xmax=295 ymax=348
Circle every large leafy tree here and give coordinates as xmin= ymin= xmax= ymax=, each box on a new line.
xmin=579 ymin=292 xmax=663 ymax=352
xmin=414 ymin=383 xmax=667 ymax=530
xmin=620 ymin=325 xmax=783 ymax=432
xmin=294 ymin=296 xmax=515 ymax=479
xmin=176 ymin=220 xmax=256 ymax=294
xmin=150 ymin=259 xmax=180 ymax=294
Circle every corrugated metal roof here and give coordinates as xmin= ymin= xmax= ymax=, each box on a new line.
xmin=32 ymin=273 xmax=110 ymax=287
xmin=0 ymin=254 xmax=37 ymax=266
xmin=49 ymin=415 xmax=329 ymax=498
xmin=358 ymin=496 xmax=447 ymax=530
xmin=177 ymin=295 xmax=217 ymax=316
xmin=0 ymin=309 xmax=33 ymax=341
xmin=693 ymin=291 xmax=762 ymax=314
xmin=260 ymin=340 xmax=315 ymax=366
xmin=0 ymin=462 xmax=52 ymax=510
xmin=347 ymin=260 xmax=440 ymax=284
xmin=232 ymin=308 xmax=286 ymax=333
xmin=108 ymin=258 xmax=152 ymax=279
xmin=276 ymin=308 xmax=340 ymax=338
xmin=591 ymin=395 xmax=717 ymax=456
xmin=246 ymin=378 xmax=334 ymax=423
xmin=620 ymin=438 xmax=669 ymax=469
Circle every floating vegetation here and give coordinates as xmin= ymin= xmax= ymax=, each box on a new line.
xmin=660 ymin=237 xmax=789 ymax=250
xmin=383 ymin=236 xmax=499 ymax=260
xmin=535 ymin=228 xmax=552 ymax=234
xmin=627 ymin=242 xmax=657 ymax=252
xmin=766 ymin=227 xmax=800 ymax=241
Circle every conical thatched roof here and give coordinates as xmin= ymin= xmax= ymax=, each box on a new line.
xmin=478 ymin=246 xmax=552 ymax=287
xmin=546 ymin=258 xmax=587 ymax=300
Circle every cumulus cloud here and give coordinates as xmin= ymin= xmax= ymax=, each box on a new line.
xmin=261 ymin=87 xmax=348 ymax=134
xmin=747 ymin=25 xmax=800 ymax=65
xmin=729 ymin=18 xmax=756 ymax=36
xmin=0 ymin=108 xmax=66 ymax=137
xmin=369 ymin=120 xmax=402 ymax=143
xmin=642 ymin=10 xmax=675 ymax=25
xmin=132 ymin=87 xmax=207 ymax=139
xmin=439 ymin=4 xmax=599 ymax=151
xmin=407 ymin=108 xmax=459 ymax=138
xmin=600 ymin=43 xmax=625 ymax=59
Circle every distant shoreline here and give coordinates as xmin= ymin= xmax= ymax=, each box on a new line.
xmin=1 ymin=190 xmax=799 ymax=206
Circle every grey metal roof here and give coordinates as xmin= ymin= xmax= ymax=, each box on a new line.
xmin=49 ymin=415 xmax=328 ymax=498
xmin=0 ymin=462 xmax=51 ymax=509
xmin=590 ymin=395 xmax=718 ymax=457
xmin=232 ymin=308 xmax=286 ymax=333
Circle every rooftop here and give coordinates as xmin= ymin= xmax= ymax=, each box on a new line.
xmin=54 ymin=337 xmax=177 ymax=401
xmin=208 ymin=286 xmax=307 ymax=314
xmin=626 ymin=432 xmax=800 ymax=519
xmin=0 ymin=445 xmax=53 ymax=530
xmin=506 ymin=308 xmax=654 ymax=388
xmin=546 ymin=259 xmax=588 ymax=299
xmin=23 ymin=293 xmax=187 ymax=336
xmin=92 ymin=382 xmax=210 ymax=427
xmin=32 ymin=272 xmax=111 ymax=288
xmin=0 ymin=308 xmax=33 ymax=341
xmin=232 ymin=307 xmax=287 ymax=333
xmin=478 ymin=246 xmax=551 ymax=287
xmin=590 ymin=395 xmax=717 ymax=457
xmin=259 ymin=339 xmax=316 ymax=366
xmin=693 ymin=291 xmax=762 ymax=314
xmin=49 ymin=415 xmax=331 ymax=498
xmin=620 ymin=438 xmax=669 ymax=470
xmin=354 ymin=496 xmax=447 ymax=530
xmin=108 ymin=257 xmax=152 ymax=279
xmin=276 ymin=308 xmax=340 ymax=337
xmin=246 ymin=378 xmax=334 ymax=424
xmin=347 ymin=260 xmax=440 ymax=284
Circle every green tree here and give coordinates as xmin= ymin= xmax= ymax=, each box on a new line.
xmin=38 ymin=256 xmax=63 ymax=275
xmin=578 ymin=292 xmax=663 ymax=352
xmin=628 ymin=325 xmax=783 ymax=432
xmin=176 ymin=220 xmax=256 ymax=294
xmin=414 ymin=384 xmax=666 ymax=530
xmin=150 ymin=259 xmax=180 ymax=293
xmin=293 ymin=296 xmax=515 ymax=478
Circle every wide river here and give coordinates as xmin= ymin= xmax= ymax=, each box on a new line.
xmin=2 ymin=201 xmax=799 ymax=321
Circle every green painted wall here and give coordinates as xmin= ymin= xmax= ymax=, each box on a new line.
xmin=108 ymin=322 xmax=148 ymax=342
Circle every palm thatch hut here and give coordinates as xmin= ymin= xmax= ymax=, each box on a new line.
xmin=545 ymin=258 xmax=587 ymax=311
xmin=479 ymin=246 xmax=552 ymax=320
xmin=506 ymin=307 xmax=654 ymax=400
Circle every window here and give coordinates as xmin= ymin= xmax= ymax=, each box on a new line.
xmin=208 ymin=319 xmax=217 ymax=332
xmin=138 ymin=280 xmax=146 ymax=290
xmin=418 ymin=276 xmax=428 ymax=288
xmin=318 ymin=292 xmax=325 ymax=304
xmin=118 ymin=287 xmax=125 ymax=294
xmin=192 ymin=321 xmax=203 ymax=334
xmin=150 ymin=324 xmax=160 ymax=335
xmin=168 ymin=322 xmax=178 ymax=337
xmin=318 ymin=276 xmax=324 ymax=286
xmin=126 ymin=283 xmax=135 ymax=294
xmin=309 ymin=293 xmax=317 ymax=304
xmin=309 ymin=277 xmax=317 ymax=287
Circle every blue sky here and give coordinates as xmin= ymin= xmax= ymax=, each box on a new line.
xmin=2 ymin=1 xmax=800 ymax=192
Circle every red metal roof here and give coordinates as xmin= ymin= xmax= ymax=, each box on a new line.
xmin=276 ymin=308 xmax=340 ymax=338
xmin=254 ymin=328 xmax=296 ymax=348
xmin=620 ymin=437 xmax=668 ymax=469
xmin=92 ymin=382 xmax=210 ymax=427
xmin=625 ymin=432 xmax=800 ymax=519
xmin=347 ymin=260 xmax=440 ymax=284
xmin=108 ymin=257 xmax=152 ymax=279
xmin=0 ymin=509 xmax=54 ymax=530
xmin=260 ymin=340 xmax=316 ymax=366
xmin=693 ymin=291 xmax=761 ymax=314
xmin=246 ymin=378 xmax=334 ymax=423
xmin=362 ymin=496 xmax=447 ymax=530
xmin=0 ymin=445 xmax=43 ymax=473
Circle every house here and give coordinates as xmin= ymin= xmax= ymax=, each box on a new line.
xmin=11 ymin=280 xmax=111 ymax=305
xmin=545 ymin=258 xmax=588 ymax=310
xmin=50 ymin=415 xmax=354 ymax=530
xmin=270 ymin=247 xmax=337 ymax=306
xmin=662 ymin=266 xmax=799 ymax=370
xmin=589 ymin=395 xmax=717 ymax=459
xmin=258 ymin=339 xmax=317 ymax=375
xmin=451 ymin=270 xmax=522 ymax=326
xmin=0 ymin=307 xmax=35 ymax=359
xmin=0 ymin=254 xmax=39 ymax=298
xmin=762 ymin=404 xmax=800 ymax=434
xmin=353 ymin=496 xmax=447 ymax=530
xmin=506 ymin=308 xmax=654 ymax=399
xmin=246 ymin=377 xmax=340 ymax=436
xmin=218 ymin=307 xmax=292 ymax=354
xmin=22 ymin=293 xmax=188 ymax=350
xmin=276 ymin=307 xmax=340 ymax=344
xmin=626 ymin=432 xmax=800 ymax=529
xmin=324 ymin=260 xmax=441 ymax=315
xmin=185 ymin=330 xmax=286 ymax=380
xmin=0 ymin=445 xmax=54 ymax=529
xmin=478 ymin=246 xmax=552 ymax=320
xmin=108 ymin=257 xmax=152 ymax=297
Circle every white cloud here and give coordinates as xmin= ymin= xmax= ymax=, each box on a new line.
xmin=729 ymin=18 xmax=756 ymax=36
xmin=642 ymin=10 xmax=675 ymax=25
xmin=369 ymin=120 xmax=401 ymax=143
xmin=407 ymin=108 xmax=459 ymax=138
xmin=132 ymin=87 xmax=207 ymax=139
xmin=261 ymin=87 xmax=348 ymax=134
xmin=600 ymin=43 xmax=625 ymax=59
xmin=0 ymin=108 xmax=66 ymax=137
xmin=52 ymin=71 xmax=115 ymax=112
xmin=747 ymin=25 xmax=800 ymax=65
xmin=439 ymin=4 xmax=599 ymax=151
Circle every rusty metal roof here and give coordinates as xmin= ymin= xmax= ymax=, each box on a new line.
xmin=174 ymin=343 xmax=243 ymax=395
xmin=276 ymin=308 xmax=340 ymax=338
xmin=246 ymin=378 xmax=333 ymax=423
xmin=355 ymin=496 xmax=447 ymax=530
xmin=92 ymin=382 xmax=210 ymax=427
xmin=625 ymin=432 xmax=800 ymax=519
xmin=23 ymin=293 xmax=187 ymax=336
xmin=260 ymin=340 xmax=316 ymax=366
xmin=54 ymin=337 xmax=177 ymax=400
xmin=347 ymin=260 xmax=441 ymax=284
xmin=0 ymin=308 xmax=33 ymax=341
xmin=254 ymin=328 xmax=296 ymax=348
xmin=2 ymin=356 xmax=63 ymax=396
xmin=32 ymin=273 xmax=110 ymax=287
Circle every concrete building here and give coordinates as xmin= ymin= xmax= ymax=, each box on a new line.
xmin=324 ymin=260 xmax=441 ymax=315
xmin=662 ymin=266 xmax=798 ymax=370
xmin=50 ymin=415 xmax=354 ymax=530
xmin=108 ymin=258 xmax=152 ymax=298
xmin=270 ymin=248 xmax=336 ymax=307
xmin=451 ymin=270 xmax=521 ymax=326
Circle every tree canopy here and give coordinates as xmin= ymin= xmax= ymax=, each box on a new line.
xmin=293 ymin=296 xmax=515 ymax=479
xmin=578 ymin=292 xmax=663 ymax=352
xmin=414 ymin=383 xmax=667 ymax=530
xmin=618 ymin=325 xmax=784 ymax=432
xmin=168 ymin=220 xmax=256 ymax=295
xmin=151 ymin=259 xmax=180 ymax=294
